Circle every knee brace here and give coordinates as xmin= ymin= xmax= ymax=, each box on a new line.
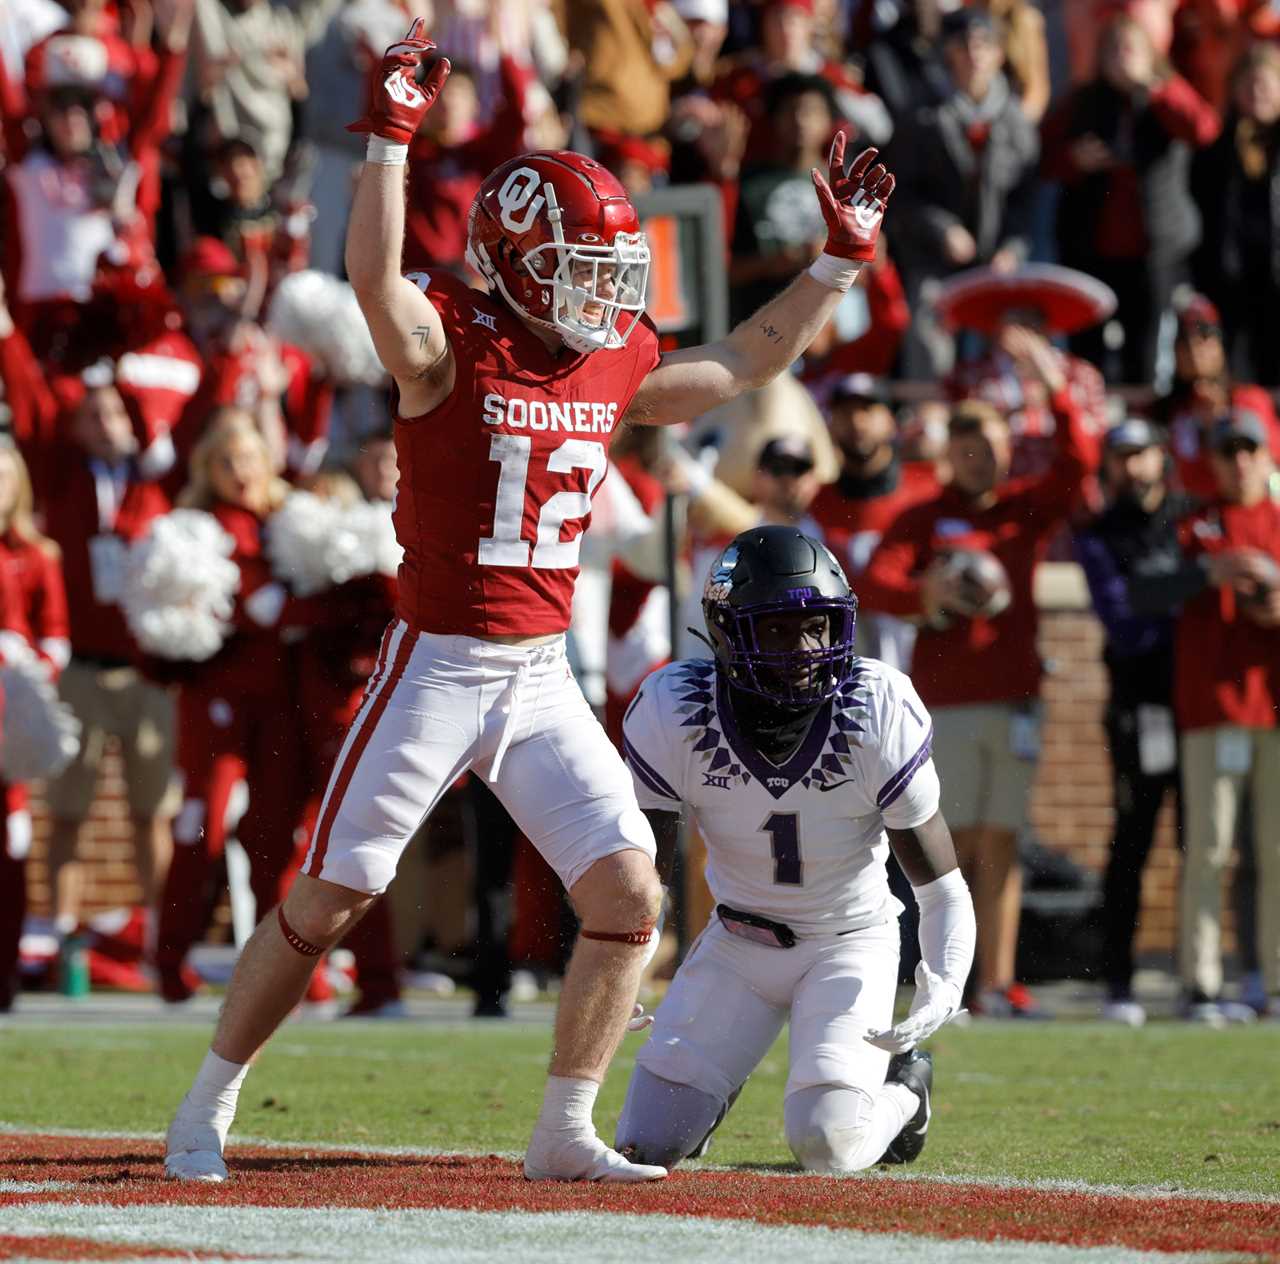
xmin=615 ymin=1066 xmax=726 ymax=1170
xmin=277 ymin=906 xmax=323 ymax=957
xmin=784 ymin=1085 xmax=882 ymax=1174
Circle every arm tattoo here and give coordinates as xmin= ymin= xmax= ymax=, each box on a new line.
xmin=410 ymin=323 xmax=450 ymax=381
xmin=758 ymin=320 xmax=783 ymax=343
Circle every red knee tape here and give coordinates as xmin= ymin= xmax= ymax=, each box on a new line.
xmin=581 ymin=927 xmax=653 ymax=945
xmin=277 ymin=906 xmax=323 ymax=957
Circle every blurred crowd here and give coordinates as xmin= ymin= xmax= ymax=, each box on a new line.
xmin=1 ymin=0 xmax=1278 ymax=1025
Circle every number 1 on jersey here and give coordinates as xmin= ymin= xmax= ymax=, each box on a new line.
xmin=478 ymin=434 xmax=606 ymax=569
xmin=763 ymin=812 xmax=803 ymax=886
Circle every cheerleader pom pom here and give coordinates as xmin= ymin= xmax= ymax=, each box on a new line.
xmin=268 ymin=495 xmax=402 ymax=594
xmin=0 ymin=640 xmax=81 ymax=782
xmin=121 ymin=510 xmax=241 ymax=660
xmin=267 ymin=270 xmax=386 ymax=386
xmin=266 ymin=491 xmax=338 ymax=597
xmin=335 ymin=500 xmax=402 ymax=583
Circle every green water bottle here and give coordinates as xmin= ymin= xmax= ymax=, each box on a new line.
xmin=58 ymin=934 xmax=90 ymax=999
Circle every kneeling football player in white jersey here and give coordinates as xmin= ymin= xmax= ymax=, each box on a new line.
xmin=616 ymin=526 xmax=975 ymax=1173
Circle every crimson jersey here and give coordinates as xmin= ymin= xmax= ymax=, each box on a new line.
xmin=393 ymin=270 xmax=661 ymax=637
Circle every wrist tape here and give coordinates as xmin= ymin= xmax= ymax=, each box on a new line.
xmin=808 ymin=252 xmax=864 ymax=291
xmin=366 ymin=136 xmax=409 ymax=165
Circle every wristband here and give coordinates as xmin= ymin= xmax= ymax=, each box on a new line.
xmin=808 ymin=252 xmax=863 ymax=292
xmin=366 ymin=137 xmax=409 ymax=166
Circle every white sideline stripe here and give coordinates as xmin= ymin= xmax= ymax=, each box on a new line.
xmin=1 ymin=1122 xmax=1275 ymax=1206
xmin=0 ymin=1204 xmax=1250 ymax=1264
xmin=0 ymin=1181 xmax=79 ymax=1193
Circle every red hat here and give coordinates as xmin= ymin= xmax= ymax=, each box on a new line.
xmin=179 ymin=236 xmax=240 ymax=283
xmin=1176 ymin=293 xmax=1221 ymax=336
xmin=933 ymin=263 xmax=1117 ymax=335
xmin=768 ymin=0 xmax=815 ymax=13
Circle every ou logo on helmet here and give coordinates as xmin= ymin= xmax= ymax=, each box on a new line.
xmin=497 ymin=167 xmax=547 ymax=234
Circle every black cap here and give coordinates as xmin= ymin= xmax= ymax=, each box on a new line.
xmin=1210 ymin=410 xmax=1269 ymax=452
xmin=941 ymin=7 xmax=999 ymax=41
xmin=1104 ymin=417 xmax=1162 ymax=454
xmin=757 ymin=435 xmax=816 ymax=475
xmin=830 ymin=373 xmax=890 ymax=407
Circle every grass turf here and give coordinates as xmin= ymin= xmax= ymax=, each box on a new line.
xmin=1 ymin=1019 xmax=1276 ymax=1197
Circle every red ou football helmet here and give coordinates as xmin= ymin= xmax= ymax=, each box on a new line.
xmin=465 ymin=151 xmax=650 ymax=355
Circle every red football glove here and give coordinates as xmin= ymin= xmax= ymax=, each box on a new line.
xmin=347 ymin=18 xmax=451 ymax=145
xmin=810 ymin=133 xmax=895 ymax=264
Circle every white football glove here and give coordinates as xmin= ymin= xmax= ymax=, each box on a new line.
xmin=865 ymin=962 xmax=965 ymax=1053
xmin=626 ymin=1002 xmax=654 ymax=1033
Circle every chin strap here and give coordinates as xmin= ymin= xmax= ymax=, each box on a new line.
xmin=687 ymin=626 xmax=717 ymax=655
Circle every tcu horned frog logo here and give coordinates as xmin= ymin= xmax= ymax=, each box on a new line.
xmin=497 ymin=167 xmax=546 ymax=234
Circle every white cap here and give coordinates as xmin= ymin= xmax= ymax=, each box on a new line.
xmin=673 ymin=0 xmax=729 ymax=23
xmin=43 ymin=35 xmax=108 ymax=90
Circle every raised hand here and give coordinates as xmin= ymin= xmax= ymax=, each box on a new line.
xmin=347 ymin=18 xmax=451 ymax=145
xmin=810 ymin=132 xmax=895 ymax=264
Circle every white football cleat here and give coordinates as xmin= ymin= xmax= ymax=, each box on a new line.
xmin=165 ymin=1098 xmax=230 ymax=1182
xmin=164 ymin=1148 xmax=228 ymax=1182
xmin=524 ymin=1131 xmax=667 ymax=1183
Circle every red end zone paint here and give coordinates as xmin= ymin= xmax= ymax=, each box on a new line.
xmin=2 ymin=1134 xmax=1278 ymax=1259
xmin=0 ymin=1236 xmax=246 ymax=1261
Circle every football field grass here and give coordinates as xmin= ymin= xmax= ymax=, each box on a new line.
xmin=2 ymin=1016 xmax=1276 ymax=1197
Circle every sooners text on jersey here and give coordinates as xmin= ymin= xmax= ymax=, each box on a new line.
xmin=392 ymin=270 xmax=660 ymax=637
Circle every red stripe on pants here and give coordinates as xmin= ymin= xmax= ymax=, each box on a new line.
xmin=305 ymin=626 xmax=416 ymax=879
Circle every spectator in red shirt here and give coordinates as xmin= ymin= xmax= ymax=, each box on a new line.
xmin=946 ymin=313 xmax=1109 ymax=484
xmin=1149 ymin=294 xmax=1280 ymax=498
xmin=4 ymin=3 xmax=191 ymax=354
xmin=0 ymin=443 xmax=70 ymax=676
xmin=403 ymin=56 xmax=545 ymax=272
xmin=859 ymin=327 xmax=1093 ymax=1017
xmin=0 ymin=441 xmax=69 ymax=1011
xmin=154 ymin=410 xmax=318 ymax=1002
xmin=1171 ymin=412 xmax=1280 ymax=1023
xmin=0 ymin=277 xmax=175 ymax=944
xmin=169 ymin=237 xmax=333 ymax=487
xmin=807 ymin=373 xmax=938 ymax=670
xmin=190 ymin=135 xmax=311 ymax=293
xmin=1043 ymin=15 xmax=1220 ymax=383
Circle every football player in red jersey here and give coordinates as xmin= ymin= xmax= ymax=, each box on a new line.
xmin=165 ymin=19 xmax=895 ymax=1185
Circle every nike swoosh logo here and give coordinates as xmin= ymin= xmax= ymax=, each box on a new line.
xmin=818 ymin=779 xmax=855 ymax=792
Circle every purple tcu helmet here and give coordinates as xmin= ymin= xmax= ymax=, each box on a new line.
xmin=702 ymin=525 xmax=858 ymax=707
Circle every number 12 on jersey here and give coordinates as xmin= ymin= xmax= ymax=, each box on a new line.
xmin=478 ymin=435 xmax=606 ymax=569
xmin=763 ymin=812 xmax=803 ymax=886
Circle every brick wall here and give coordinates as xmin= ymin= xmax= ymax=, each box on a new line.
xmin=23 ymin=569 xmax=1219 ymax=963
xmin=26 ymin=751 xmax=145 ymax=918
xmin=1030 ymin=607 xmax=1187 ymax=960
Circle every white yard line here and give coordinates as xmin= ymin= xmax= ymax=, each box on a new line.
xmin=0 ymin=1204 xmax=1254 ymax=1264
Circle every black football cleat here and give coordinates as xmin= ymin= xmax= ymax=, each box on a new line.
xmin=879 ymin=1049 xmax=933 ymax=1164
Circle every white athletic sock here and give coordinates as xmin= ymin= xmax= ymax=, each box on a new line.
xmin=881 ymin=1081 xmax=919 ymax=1126
xmin=534 ymin=1076 xmax=599 ymax=1136
xmin=525 ymin=1076 xmax=666 ymax=1182
xmin=170 ymin=1051 xmax=249 ymax=1149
